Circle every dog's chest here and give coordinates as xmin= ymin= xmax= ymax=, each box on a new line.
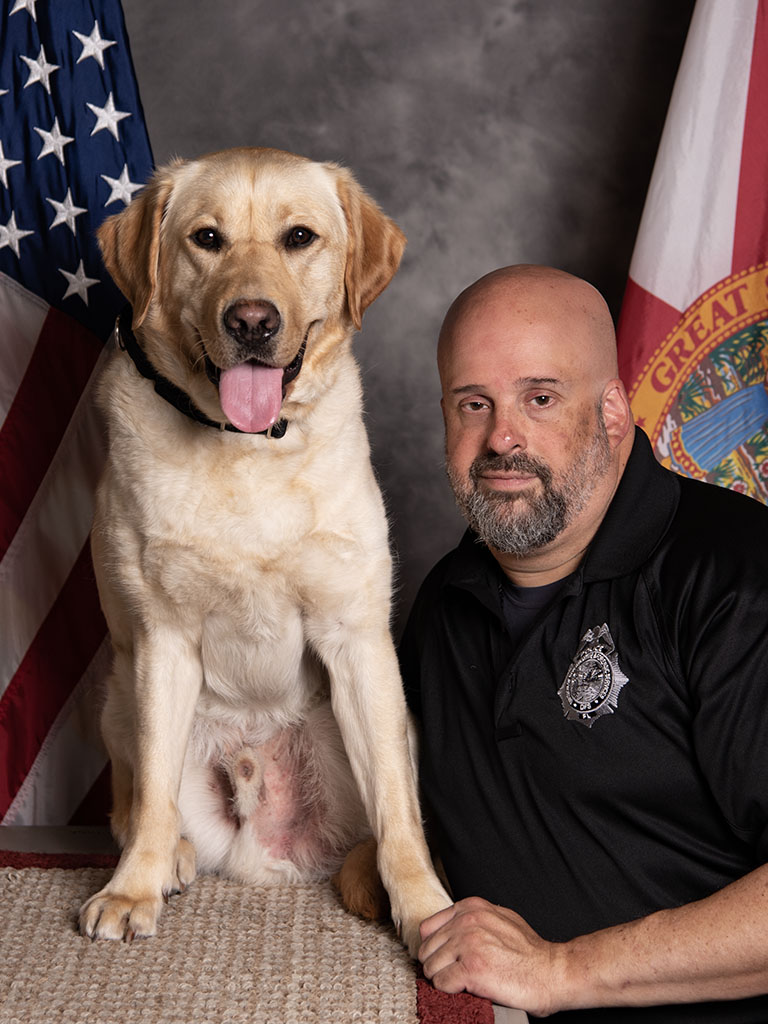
xmin=139 ymin=512 xmax=361 ymax=630
xmin=120 ymin=434 xmax=383 ymax=640
xmin=137 ymin=495 xmax=343 ymax=712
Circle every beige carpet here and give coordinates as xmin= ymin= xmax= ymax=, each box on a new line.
xmin=0 ymin=866 xmax=419 ymax=1024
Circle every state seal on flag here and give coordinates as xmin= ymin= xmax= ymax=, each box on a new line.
xmin=629 ymin=266 xmax=768 ymax=501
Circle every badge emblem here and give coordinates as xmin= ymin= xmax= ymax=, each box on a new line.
xmin=558 ymin=623 xmax=628 ymax=728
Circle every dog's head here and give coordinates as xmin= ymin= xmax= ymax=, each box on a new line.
xmin=97 ymin=147 xmax=406 ymax=433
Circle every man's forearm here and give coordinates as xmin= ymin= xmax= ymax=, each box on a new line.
xmin=552 ymin=862 xmax=768 ymax=1010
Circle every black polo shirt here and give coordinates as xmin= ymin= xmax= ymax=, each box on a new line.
xmin=400 ymin=429 xmax=768 ymax=1022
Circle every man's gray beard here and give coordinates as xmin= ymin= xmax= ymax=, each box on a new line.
xmin=447 ymin=417 xmax=611 ymax=557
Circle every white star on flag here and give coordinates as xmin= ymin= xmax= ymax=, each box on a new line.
xmin=73 ymin=21 xmax=116 ymax=70
xmin=34 ymin=117 xmax=75 ymax=165
xmin=101 ymin=163 xmax=143 ymax=205
xmin=86 ymin=92 xmax=130 ymax=139
xmin=10 ymin=0 xmax=37 ymax=20
xmin=20 ymin=45 xmax=59 ymax=94
xmin=46 ymin=189 xmax=88 ymax=234
xmin=0 ymin=142 xmax=22 ymax=189
xmin=59 ymin=259 xmax=100 ymax=305
xmin=0 ymin=211 xmax=34 ymax=257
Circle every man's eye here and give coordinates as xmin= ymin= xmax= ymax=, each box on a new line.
xmin=461 ymin=400 xmax=488 ymax=412
xmin=531 ymin=394 xmax=553 ymax=407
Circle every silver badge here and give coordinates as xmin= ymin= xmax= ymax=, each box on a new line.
xmin=558 ymin=623 xmax=628 ymax=728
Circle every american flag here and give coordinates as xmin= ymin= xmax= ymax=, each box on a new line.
xmin=0 ymin=0 xmax=153 ymax=825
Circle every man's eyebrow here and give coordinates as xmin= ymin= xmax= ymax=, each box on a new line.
xmin=517 ymin=376 xmax=563 ymax=388
xmin=450 ymin=376 xmax=565 ymax=396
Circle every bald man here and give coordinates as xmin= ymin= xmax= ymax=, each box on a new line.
xmin=399 ymin=266 xmax=768 ymax=1021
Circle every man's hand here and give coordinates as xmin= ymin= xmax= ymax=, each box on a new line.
xmin=419 ymin=867 xmax=768 ymax=1014
xmin=418 ymin=897 xmax=562 ymax=1017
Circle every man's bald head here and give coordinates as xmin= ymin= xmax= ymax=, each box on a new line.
xmin=438 ymin=264 xmax=619 ymax=390
xmin=437 ymin=265 xmax=634 ymax=584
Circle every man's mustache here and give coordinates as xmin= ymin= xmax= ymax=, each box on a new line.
xmin=469 ymin=451 xmax=553 ymax=486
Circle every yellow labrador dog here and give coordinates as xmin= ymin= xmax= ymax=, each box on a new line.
xmin=80 ymin=147 xmax=450 ymax=954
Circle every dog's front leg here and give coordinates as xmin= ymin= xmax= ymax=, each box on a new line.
xmin=80 ymin=628 xmax=202 ymax=941
xmin=321 ymin=629 xmax=452 ymax=957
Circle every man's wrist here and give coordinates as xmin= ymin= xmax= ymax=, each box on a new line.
xmin=544 ymin=930 xmax=612 ymax=1013
xmin=545 ymin=937 xmax=583 ymax=1014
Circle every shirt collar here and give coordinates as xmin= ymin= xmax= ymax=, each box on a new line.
xmin=581 ymin=427 xmax=679 ymax=582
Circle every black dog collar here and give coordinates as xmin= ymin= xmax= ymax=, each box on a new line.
xmin=114 ymin=307 xmax=288 ymax=439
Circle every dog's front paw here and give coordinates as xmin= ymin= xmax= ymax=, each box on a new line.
xmin=79 ymin=889 xmax=163 ymax=941
xmin=80 ymin=837 xmax=196 ymax=940
xmin=392 ymin=878 xmax=453 ymax=959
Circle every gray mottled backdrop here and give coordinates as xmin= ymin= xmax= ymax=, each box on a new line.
xmin=122 ymin=0 xmax=694 ymax=628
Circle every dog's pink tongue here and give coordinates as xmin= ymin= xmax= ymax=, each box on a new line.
xmin=219 ymin=363 xmax=283 ymax=433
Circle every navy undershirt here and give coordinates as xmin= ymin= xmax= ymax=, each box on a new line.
xmin=498 ymin=572 xmax=567 ymax=649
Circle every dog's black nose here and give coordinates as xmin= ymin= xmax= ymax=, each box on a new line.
xmin=223 ymin=299 xmax=281 ymax=347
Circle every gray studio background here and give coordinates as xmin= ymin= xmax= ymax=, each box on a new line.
xmin=122 ymin=0 xmax=694 ymax=630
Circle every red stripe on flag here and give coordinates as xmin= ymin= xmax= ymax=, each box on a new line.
xmin=616 ymin=276 xmax=682 ymax=393
xmin=0 ymin=540 xmax=106 ymax=818
xmin=0 ymin=306 xmax=103 ymax=560
xmin=732 ymin=1 xmax=768 ymax=271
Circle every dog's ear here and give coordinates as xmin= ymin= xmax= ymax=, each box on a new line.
xmin=334 ymin=167 xmax=406 ymax=330
xmin=97 ymin=162 xmax=180 ymax=328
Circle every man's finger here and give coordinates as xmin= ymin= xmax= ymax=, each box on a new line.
xmin=419 ymin=902 xmax=457 ymax=941
xmin=429 ymin=960 xmax=469 ymax=995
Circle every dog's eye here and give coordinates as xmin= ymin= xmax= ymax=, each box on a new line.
xmin=192 ymin=227 xmax=222 ymax=251
xmin=285 ymin=226 xmax=316 ymax=248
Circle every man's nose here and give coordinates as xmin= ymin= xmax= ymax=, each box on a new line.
xmin=487 ymin=413 xmax=525 ymax=455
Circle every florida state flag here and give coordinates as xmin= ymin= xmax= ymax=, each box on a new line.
xmin=617 ymin=0 xmax=768 ymax=500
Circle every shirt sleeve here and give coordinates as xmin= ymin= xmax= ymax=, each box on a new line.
xmin=661 ymin=484 xmax=768 ymax=860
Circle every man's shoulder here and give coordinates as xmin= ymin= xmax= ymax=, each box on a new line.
xmin=673 ymin=473 xmax=768 ymax=546
xmin=648 ymin=473 xmax=768 ymax=606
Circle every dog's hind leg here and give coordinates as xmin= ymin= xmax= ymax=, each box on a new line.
xmin=333 ymin=835 xmax=390 ymax=921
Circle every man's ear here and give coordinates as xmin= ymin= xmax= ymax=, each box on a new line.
xmin=97 ymin=161 xmax=181 ymax=327
xmin=332 ymin=165 xmax=407 ymax=330
xmin=601 ymin=380 xmax=634 ymax=448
